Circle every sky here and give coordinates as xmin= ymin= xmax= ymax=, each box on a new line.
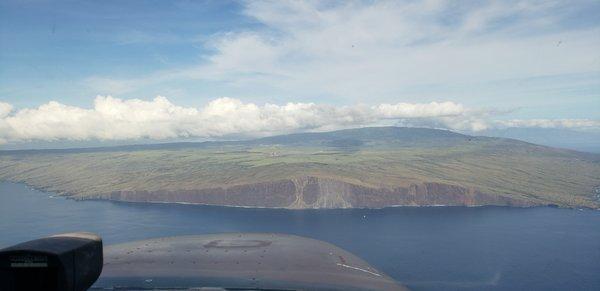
xmin=0 ymin=0 xmax=599 ymax=146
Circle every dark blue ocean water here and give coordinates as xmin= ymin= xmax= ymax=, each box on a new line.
xmin=1 ymin=182 xmax=599 ymax=290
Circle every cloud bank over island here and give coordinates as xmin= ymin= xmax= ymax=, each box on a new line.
xmin=1 ymin=1 xmax=598 ymax=146
xmin=0 ymin=96 xmax=598 ymax=144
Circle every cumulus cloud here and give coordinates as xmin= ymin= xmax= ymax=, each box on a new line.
xmin=0 ymin=96 xmax=598 ymax=144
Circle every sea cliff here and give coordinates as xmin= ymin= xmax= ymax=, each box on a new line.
xmin=90 ymin=176 xmax=534 ymax=208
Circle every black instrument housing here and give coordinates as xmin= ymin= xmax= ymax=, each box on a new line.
xmin=0 ymin=232 xmax=103 ymax=291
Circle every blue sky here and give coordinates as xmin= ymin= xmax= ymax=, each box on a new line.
xmin=0 ymin=0 xmax=599 ymax=145
xmin=0 ymin=0 xmax=253 ymax=107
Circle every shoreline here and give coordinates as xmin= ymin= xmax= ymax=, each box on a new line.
xmin=79 ymin=197 xmax=599 ymax=211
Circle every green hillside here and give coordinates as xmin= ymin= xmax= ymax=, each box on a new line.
xmin=1 ymin=127 xmax=599 ymax=208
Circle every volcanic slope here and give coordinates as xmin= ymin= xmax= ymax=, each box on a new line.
xmin=1 ymin=127 xmax=599 ymax=208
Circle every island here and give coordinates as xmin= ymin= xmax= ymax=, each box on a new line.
xmin=1 ymin=127 xmax=599 ymax=209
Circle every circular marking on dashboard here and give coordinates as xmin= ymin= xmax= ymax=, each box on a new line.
xmin=203 ymin=239 xmax=272 ymax=249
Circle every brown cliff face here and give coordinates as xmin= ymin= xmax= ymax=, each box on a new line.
xmin=92 ymin=176 xmax=534 ymax=209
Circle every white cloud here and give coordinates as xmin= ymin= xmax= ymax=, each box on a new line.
xmin=86 ymin=0 xmax=600 ymax=100
xmin=0 ymin=102 xmax=13 ymax=118
xmin=0 ymin=96 xmax=598 ymax=144
xmin=497 ymin=119 xmax=600 ymax=129
xmin=377 ymin=102 xmax=465 ymax=118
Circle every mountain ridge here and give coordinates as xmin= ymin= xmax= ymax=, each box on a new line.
xmin=0 ymin=126 xmax=570 ymax=154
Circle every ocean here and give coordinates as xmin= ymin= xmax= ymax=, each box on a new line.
xmin=1 ymin=182 xmax=599 ymax=290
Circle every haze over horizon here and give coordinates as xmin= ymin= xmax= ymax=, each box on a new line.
xmin=1 ymin=0 xmax=599 ymax=149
